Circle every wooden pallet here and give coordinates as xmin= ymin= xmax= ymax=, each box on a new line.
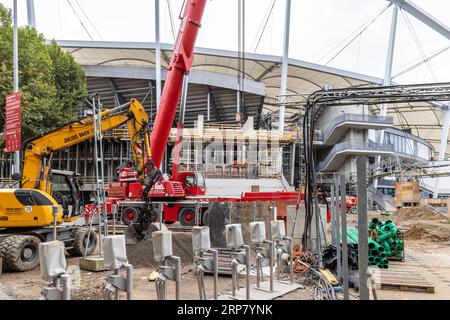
xmin=377 ymin=269 xmax=434 ymax=293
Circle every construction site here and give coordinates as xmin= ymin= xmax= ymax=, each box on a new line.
xmin=1 ymin=0 xmax=450 ymax=305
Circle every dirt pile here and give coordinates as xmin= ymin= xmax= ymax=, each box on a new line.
xmin=393 ymin=206 xmax=447 ymax=222
xmin=127 ymin=232 xmax=194 ymax=268
xmin=403 ymin=223 xmax=450 ymax=242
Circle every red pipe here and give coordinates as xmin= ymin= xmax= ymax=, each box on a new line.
xmin=150 ymin=0 xmax=207 ymax=169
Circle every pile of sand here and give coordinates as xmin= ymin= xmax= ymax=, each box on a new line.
xmin=402 ymin=223 xmax=450 ymax=242
xmin=393 ymin=206 xmax=447 ymax=222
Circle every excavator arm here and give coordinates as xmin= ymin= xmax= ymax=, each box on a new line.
xmin=21 ymin=98 xmax=153 ymax=195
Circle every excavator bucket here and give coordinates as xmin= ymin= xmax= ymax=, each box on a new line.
xmin=124 ymin=222 xmax=168 ymax=244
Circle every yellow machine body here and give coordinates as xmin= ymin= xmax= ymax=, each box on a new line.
xmin=0 ymin=188 xmax=63 ymax=228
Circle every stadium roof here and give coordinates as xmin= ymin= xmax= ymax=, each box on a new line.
xmin=58 ymin=40 xmax=449 ymax=157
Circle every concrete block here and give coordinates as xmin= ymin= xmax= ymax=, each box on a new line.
xmin=250 ymin=221 xmax=266 ymax=244
xmin=103 ymin=235 xmax=128 ymax=270
xmin=152 ymin=231 xmax=173 ymax=262
xmin=39 ymin=241 xmax=66 ymax=281
xmin=225 ymin=224 xmax=244 ymax=249
xmin=79 ymin=255 xmax=106 ymax=272
xmin=192 ymin=226 xmax=211 ymax=251
xmin=271 ymin=220 xmax=286 ymax=241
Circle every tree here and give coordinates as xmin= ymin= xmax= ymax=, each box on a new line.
xmin=0 ymin=3 xmax=87 ymax=142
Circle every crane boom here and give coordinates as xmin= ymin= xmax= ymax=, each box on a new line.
xmin=150 ymin=0 xmax=207 ymax=169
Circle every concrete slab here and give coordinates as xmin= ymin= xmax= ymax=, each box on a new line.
xmin=79 ymin=255 xmax=106 ymax=272
xmin=217 ymin=280 xmax=302 ymax=300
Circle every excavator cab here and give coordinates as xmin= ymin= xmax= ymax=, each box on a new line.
xmin=50 ymin=170 xmax=83 ymax=218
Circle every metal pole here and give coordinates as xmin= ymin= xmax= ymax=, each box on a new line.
xmin=340 ymin=175 xmax=349 ymax=300
xmin=244 ymin=245 xmax=250 ymax=300
xmin=52 ymin=206 xmax=58 ymax=241
xmin=433 ymin=106 xmax=450 ymax=198
xmin=92 ymin=98 xmax=102 ymax=255
xmin=60 ymin=273 xmax=71 ymax=300
xmin=155 ymin=0 xmax=162 ymax=108
xmin=174 ymin=256 xmax=181 ymax=300
xmin=207 ymin=92 xmax=211 ymax=121
xmin=290 ymin=142 xmax=296 ymax=186
xmin=114 ymin=268 xmax=120 ymax=300
xmin=278 ymin=0 xmax=291 ymax=132
xmin=112 ymin=204 xmax=117 ymax=235
xmin=212 ymin=249 xmax=218 ymax=300
xmin=357 ymin=157 xmax=370 ymax=300
xmin=236 ymin=91 xmax=240 ymax=114
xmin=330 ymin=184 xmax=336 ymax=246
xmin=374 ymin=4 xmax=398 ymax=189
xmin=12 ymin=0 xmax=20 ymax=175
xmin=126 ymin=264 xmax=133 ymax=300
xmin=268 ymin=241 xmax=274 ymax=292
xmin=26 ymin=0 xmax=36 ymax=28
xmin=334 ymin=178 xmax=341 ymax=279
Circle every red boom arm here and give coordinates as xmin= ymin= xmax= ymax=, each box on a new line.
xmin=150 ymin=0 xmax=207 ymax=169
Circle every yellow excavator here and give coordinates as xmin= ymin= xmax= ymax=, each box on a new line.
xmin=0 ymin=98 xmax=156 ymax=271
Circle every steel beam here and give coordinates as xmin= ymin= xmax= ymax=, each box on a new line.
xmin=155 ymin=0 xmax=162 ymax=108
xmin=12 ymin=0 xmax=20 ymax=175
xmin=206 ymin=87 xmax=223 ymax=121
xmin=107 ymin=78 xmax=126 ymax=106
xmin=433 ymin=107 xmax=450 ymax=198
xmin=387 ymin=0 xmax=450 ymax=40
xmin=340 ymin=175 xmax=349 ymax=300
xmin=26 ymin=0 xmax=36 ymax=28
xmin=357 ymin=156 xmax=370 ymax=300
xmin=374 ymin=4 xmax=398 ymax=189
xmin=278 ymin=0 xmax=291 ymax=133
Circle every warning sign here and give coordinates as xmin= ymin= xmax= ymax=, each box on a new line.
xmin=3 ymin=92 xmax=21 ymax=152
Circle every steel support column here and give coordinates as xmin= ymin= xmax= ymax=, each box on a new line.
xmin=433 ymin=107 xmax=450 ymax=198
xmin=155 ymin=0 xmax=162 ymax=108
xmin=374 ymin=4 xmax=398 ymax=189
xmin=26 ymin=0 xmax=36 ymax=28
xmin=278 ymin=0 xmax=291 ymax=133
xmin=357 ymin=156 xmax=369 ymax=300
xmin=340 ymin=175 xmax=349 ymax=300
xmin=13 ymin=0 xmax=20 ymax=175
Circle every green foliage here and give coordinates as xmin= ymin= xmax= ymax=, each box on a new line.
xmin=0 ymin=3 xmax=87 ymax=142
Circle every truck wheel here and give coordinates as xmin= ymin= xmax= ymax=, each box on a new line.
xmin=201 ymin=210 xmax=209 ymax=226
xmin=121 ymin=207 xmax=140 ymax=225
xmin=0 ymin=235 xmax=41 ymax=272
xmin=178 ymin=207 xmax=196 ymax=227
xmin=68 ymin=228 xmax=97 ymax=256
xmin=349 ymin=206 xmax=357 ymax=214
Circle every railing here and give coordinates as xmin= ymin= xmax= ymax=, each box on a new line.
xmin=321 ymin=113 xmax=393 ymax=143
xmin=318 ymin=141 xmax=394 ymax=171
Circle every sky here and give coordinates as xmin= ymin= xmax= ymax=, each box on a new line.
xmin=1 ymin=0 xmax=449 ymax=84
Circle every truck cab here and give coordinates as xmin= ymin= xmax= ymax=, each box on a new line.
xmin=177 ymin=171 xmax=206 ymax=196
xmin=50 ymin=169 xmax=84 ymax=218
